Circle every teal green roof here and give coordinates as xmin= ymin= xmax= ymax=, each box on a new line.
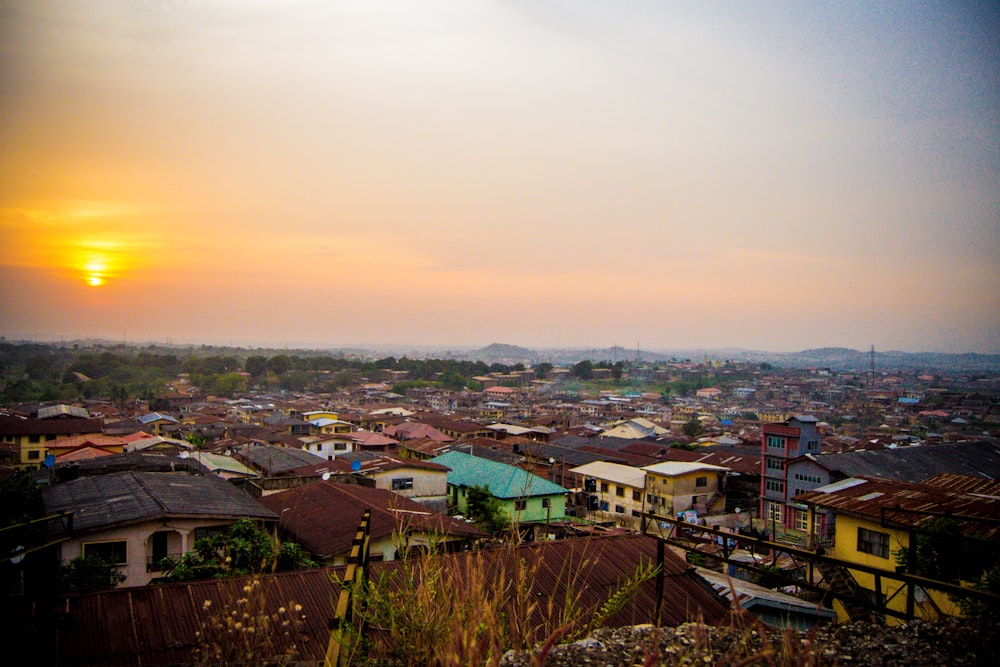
xmin=429 ymin=451 xmax=568 ymax=499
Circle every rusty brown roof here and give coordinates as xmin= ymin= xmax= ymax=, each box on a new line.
xmin=16 ymin=534 xmax=729 ymax=666
xmin=259 ymin=481 xmax=484 ymax=558
xmin=0 ymin=415 xmax=104 ymax=436
xmin=795 ymin=475 xmax=1000 ymax=539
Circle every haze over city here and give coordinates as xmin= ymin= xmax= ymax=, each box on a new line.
xmin=1 ymin=1 xmax=998 ymax=353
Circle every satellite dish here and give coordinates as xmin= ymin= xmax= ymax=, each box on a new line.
xmin=351 ymin=460 xmax=362 ymax=472
xmin=10 ymin=546 xmax=25 ymax=565
xmin=321 ymin=472 xmax=331 ymax=481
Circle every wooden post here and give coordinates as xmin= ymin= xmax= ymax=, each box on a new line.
xmin=324 ymin=509 xmax=371 ymax=667
xmin=906 ymin=529 xmax=917 ymax=619
xmin=654 ymin=538 xmax=664 ymax=626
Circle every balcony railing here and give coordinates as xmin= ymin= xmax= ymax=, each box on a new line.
xmin=147 ymin=552 xmax=183 ymax=572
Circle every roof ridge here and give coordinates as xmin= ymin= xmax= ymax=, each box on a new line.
xmin=130 ymin=470 xmax=171 ymax=514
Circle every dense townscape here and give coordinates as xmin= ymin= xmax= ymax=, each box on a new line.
xmin=1 ymin=341 xmax=998 ymax=665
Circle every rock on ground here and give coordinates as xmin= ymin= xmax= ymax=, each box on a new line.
xmin=500 ymin=618 xmax=999 ymax=667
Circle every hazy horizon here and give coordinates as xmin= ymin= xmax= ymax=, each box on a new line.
xmin=3 ymin=332 xmax=997 ymax=359
xmin=2 ymin=2 xmax=998 ymax=354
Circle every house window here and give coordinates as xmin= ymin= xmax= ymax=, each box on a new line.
xmin=794 ymin=509 xmax=810 ymax=532
xmin=615 ymin=486 xmax=625 ymax=497
xmin=646 ymin=494 xmax=654 ymax=505
xmin=194 ymin=525 xmax=229 ymax=542
xmin=83 ymin=540 xmax=127 ymax=565
xmin=514 ymin=499 xmax=527 ymax=511
xmin=28 ymin=435 xmax=41 ymax=444
xmin=766 ymin=502 xmax=782 ymax=522
xmin=695 ymin=476 xmax=707 ymax=488
xmin=391 ymin=478 xmax=414 ymax=491
xmin=334 ymin=442 xmax=347 ymax=450
xmin=632 ymin=490 xmax=642 ymax=501
xmin=541 ymin=498 xmax=551 ymax=509
xmin=766 ymin=457 xmax=783 ymax=471
xmin=766 ymin=436 xmax=784 ymax=449
xmin=765 ymin=479 xmax=785 ymax=493
xmin=631 ymin=510 xmax=641 ymax=517
xmin=857 ymin=527 xmax=890 ymax=559
xmin=615 ymin=505 xmax=626 ymax=514
xmin=27 ymin=450 xmax=41 ymax=460
xmin=600 ymin=482 xmax=609 ymax=493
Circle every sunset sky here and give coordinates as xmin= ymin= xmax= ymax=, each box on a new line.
xmin=2 ymin=1 xmax=998 ymax=353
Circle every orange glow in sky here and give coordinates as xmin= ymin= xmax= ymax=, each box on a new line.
xmin=0 ymin=1 xmax=997 ymax=352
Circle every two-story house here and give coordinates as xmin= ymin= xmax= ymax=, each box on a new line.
xmin=569 ymin=461 xmax=647 ymax=527
xmin=795 ymin=473 xmax=1000 ymax=623
xmin=641 ymin=461 xmax=729 ymax=518
xmin=41 ymin=470 xmax=277 ymax=587
xmin=0 ymin=412 xmax=104 ymax=469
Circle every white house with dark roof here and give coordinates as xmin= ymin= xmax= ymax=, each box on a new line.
xmin=41 ymin=470 xmax=276 ymax=587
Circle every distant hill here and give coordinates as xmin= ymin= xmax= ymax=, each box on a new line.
xmin=466 ymin=343 xmax=539 ymax=365
xmin=438 ymin=344 xmax=1000 ymax=373
xmin=770 ymin=348 xmax=1000 ymax=373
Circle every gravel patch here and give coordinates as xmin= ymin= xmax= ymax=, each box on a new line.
xmin=500 ymin=618 xmax=1000 ymax=666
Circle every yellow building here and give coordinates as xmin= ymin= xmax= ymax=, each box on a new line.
xmin=641 ymin=461 xmax=729 ymax=517
xmin=797 ymin=474 xmax=1000 ymax=624
xmin=569 ymin=461 xmax=648 ymax=528
xmin=0 ymin=411 xmax=104 ymax=469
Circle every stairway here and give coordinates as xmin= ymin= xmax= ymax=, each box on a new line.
xmin=815 ymin=560 xmax=883 ymax=623
xmin=707 ymin=493 xmax=727 ymax=515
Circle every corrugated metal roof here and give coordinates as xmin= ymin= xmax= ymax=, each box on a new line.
xmin=258 ymin=481 xmax=484 ymax=558
xmin=19 ymin=534 xmax=729 ymax=666
xmin=429 ymin=450 xmax=568 ymax=498
xmin=234 ymin=443 xmax=324 ymax=474
xmin=796 ymin=475 xmax=1000 ymax=539
xmin=569 ymin=461 xmax=646 ymax=488
xmin=812 ymin=440 xmax=1000 ymax=482
xmin=642 ymin=461 xmax=729 ymax=477
xmin=41 ymin=471 xmax=276 ymax=533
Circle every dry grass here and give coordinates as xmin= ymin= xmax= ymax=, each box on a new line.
xmin=342 ymin=535 xmax=659 ymax=667
xmin=191 ymin=578 xmax=308 ymax=667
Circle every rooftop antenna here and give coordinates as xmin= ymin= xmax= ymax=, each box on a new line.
xmin=870 ymin=345 xmax=876 ymax=384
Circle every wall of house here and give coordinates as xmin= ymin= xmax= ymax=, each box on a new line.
xmin=303 ymin=439 xmax=353 ymax=459
xmin=371 ymin=468 xmax=447 ymax=500
xmin=646 ymin=471 xmax=721 ymax=515
xmin=58 ymin=518 xmax=245 ymax=588
xmin=502 ymin=493 xmax=566 ymax=523
xmin=587 ymin=479 xmax=645 ymax=525
xmin=829 ymin=513 xmax=961 ymax=624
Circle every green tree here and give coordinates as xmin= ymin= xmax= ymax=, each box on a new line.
xmin=465 ymin=486 xmax=508 ymax=535
xmin=0 ymin=471 xmax=42 ymax=527
xmin=245 ymin=355 xmax=268 ymax=377
xmin=682 ymin=417 xmax=704 ymax=438
xmin=894 ymin=517 xmax=1000 ymax=616
xmin=52 ymin=555 xmax=126 ymax=593
xmin=211 ymin=372 xmax=248 ymax=396
xmin=266 ymin=355 xmax=291 ymax=376
xmin=571 ymin=360 xmax=594 ymax=380
xmin=534 ymin=362 xmax=553 ymax=378
xmin=160 ymin=519 xmax=315 ymax=582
